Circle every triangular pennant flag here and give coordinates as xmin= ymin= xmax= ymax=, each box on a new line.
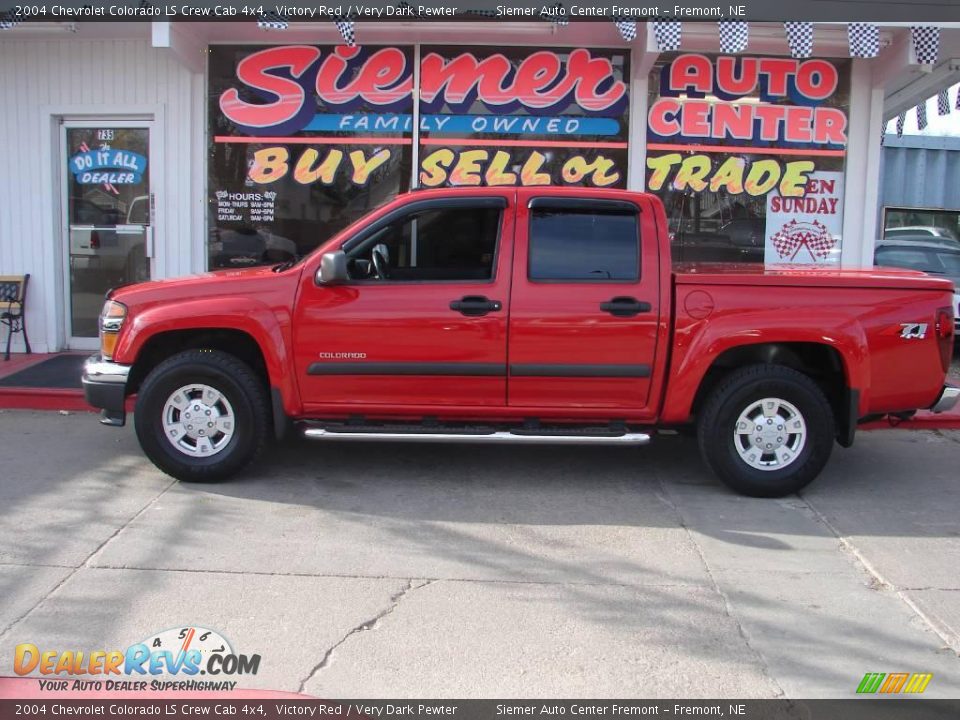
xmin=256 ymin=11 xmax=288 ymax=30
xmin=334 ymin=17 xmax=355 ymax=46
xmin=549 ymin=2 xmax=568 ymax=27
xmin=652 ymin=20 xmax=682 ymax=51
xmin=848 ymin=23 xmax=879 ymax=58
xmin=917 ymin=101 xmax=928 ymax=130
xmin=938 ymin=88 xmax=950 ymax=116
xmin=784 ymin=22 xmax=814 ymax=59
xmin=896 ymin=111 xmax=905 ymax=137
xmin=1 ymin=9 xmax=23 ymax=27
xmin=719 ymin=20 xmax=748 ymax=53
xmin=613 ymin=20 xmax=636 ymax=42
xmin=911 ymin=26 xmax=939 ymax=65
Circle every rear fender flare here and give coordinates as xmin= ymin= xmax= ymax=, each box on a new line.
xmin=660 ymin=309 xmax=870 ymax=423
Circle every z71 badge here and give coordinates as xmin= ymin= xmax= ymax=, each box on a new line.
xmin=900 ymin=323 xmax=928 ymax=340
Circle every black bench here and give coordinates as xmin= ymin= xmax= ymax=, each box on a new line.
xmin=1 ymin=274 xmax=31 ymax=361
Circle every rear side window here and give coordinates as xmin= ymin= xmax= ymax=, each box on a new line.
xmin=876 ymin=248 xmax=933 ymax=271
xmin=529 ymin=208 xmax=639 ymax=281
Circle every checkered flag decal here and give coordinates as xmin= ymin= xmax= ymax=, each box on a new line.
xmin=257 ymin=11 xmax=288 ymax=30
xmin=652 ymin=20 xmax=682 ymax=51
xmin=0 ymin=9 xmax=22 ymax=28
xmin=911 ymin=26 xmax=939 ymax=65
xmin=614 ymin=20 xmax=636 ymax=42
xmin=938 ymin=88 xmax=950 ymax=116
xmin=771 ymin=220 xmax=837 ymax=261
xmin=784 ymin=22 xmax=813 ymax=58
xmin=718 ymin=20 xmax=748 ymax=53
xmin=896 ymin=111 xmax=905 ymax=137
xmin=334 ymin=17 xmax=355 ymax=46
xmin=848 ymin=23 xmax=879 ymax=58
xmin=917 ymin=101 xmax=928 ymax=130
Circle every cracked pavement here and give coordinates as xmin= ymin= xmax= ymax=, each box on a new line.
xmin=0 ymin=410 xmax=958 ymax=697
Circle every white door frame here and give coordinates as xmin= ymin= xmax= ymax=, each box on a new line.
xmin=56 ymin=114 xmax=161 ymax=350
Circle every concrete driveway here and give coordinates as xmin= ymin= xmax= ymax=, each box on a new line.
xmin=0 ymin=409 xmax=958 ymax=698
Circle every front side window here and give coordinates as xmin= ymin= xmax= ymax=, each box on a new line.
xmin=348 ymin=206 xmax=501 ymax=282
xmin=528 ymin=209 xmax=639 ymax=281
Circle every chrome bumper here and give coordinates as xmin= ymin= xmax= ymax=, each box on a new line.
xmin=930 ymin=385 xmax=960 ymax=414
xmin=82 ymin=355 xmax=131 ymax=426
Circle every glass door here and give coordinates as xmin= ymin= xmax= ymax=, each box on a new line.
xmin=63 ymin=123 xmax=152 ymax=347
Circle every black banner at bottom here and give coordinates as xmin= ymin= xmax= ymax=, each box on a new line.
xmin=2 ymin=700 xmax=960 ymax=720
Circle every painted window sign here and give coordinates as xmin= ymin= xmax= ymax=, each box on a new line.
xmin=217 ymin=45 xmax=626 ymax=135
xmin=646 ymin=53 xmax=849 ymax=265
xmin=416 ymin=46 xmax=628 ymax=189
xmin=69 ymin=148 xmax=147 ymax=185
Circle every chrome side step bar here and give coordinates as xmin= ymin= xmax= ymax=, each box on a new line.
xmin=303 ymin=428 xmax=651 ymax=446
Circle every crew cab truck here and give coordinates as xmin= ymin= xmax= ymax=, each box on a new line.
xmin=82 ymin=187 xmax=960 ymax=497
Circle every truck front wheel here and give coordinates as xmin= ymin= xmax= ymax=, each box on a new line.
xmin=697 ymin=364 xmax=835 ymax=497
xmin=134 ymin=349 xmax=268 ymax=482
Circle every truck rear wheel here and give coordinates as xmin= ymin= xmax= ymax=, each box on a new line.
xmin=697 ymin=364 xmax=834 ymax=497
xmin=134 ymin=349 xmax=268 ymax=482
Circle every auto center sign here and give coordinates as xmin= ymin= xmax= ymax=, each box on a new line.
xmin=646 ymin=53 xmax=848 ymax=199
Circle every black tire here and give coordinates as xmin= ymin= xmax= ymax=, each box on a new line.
xmin=697 ymin=364 xmax=835 ymax=498
xmin=134 ymin=349 xmax=268 ymax=482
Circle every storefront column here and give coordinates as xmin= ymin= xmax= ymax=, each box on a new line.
xmin=626 ymin=32 xmax=658 ymax=192
xmin=840 ymin=59 xmax=886 ymax=268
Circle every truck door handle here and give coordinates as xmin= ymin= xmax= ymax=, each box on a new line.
xmin=450 ymin=295 xmax=502 ymax=317
xmin=600 ymin=297 xmax=651 ymax=317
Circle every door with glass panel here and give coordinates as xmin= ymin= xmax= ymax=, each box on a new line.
xmin=62 ymin=122 xmax=152 ymax=348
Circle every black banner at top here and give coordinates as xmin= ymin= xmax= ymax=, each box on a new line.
xmin=1 ymin=0 xmax=960 ymax=22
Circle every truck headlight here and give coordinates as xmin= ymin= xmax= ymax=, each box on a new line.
xmin=99 ymin=300 xmax=127 ymax=359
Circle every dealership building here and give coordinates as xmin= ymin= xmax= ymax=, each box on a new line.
xmin=0 ymin=19 xmax=958 ymax=353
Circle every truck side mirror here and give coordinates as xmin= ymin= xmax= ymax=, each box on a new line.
xmin=316 ymin=251 xmax=349 ymax=285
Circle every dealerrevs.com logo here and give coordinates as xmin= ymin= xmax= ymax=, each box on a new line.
xmin=14 ymin=626 xmax=261 ymax=692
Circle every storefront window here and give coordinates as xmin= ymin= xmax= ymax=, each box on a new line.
xmin=647 ymin=53 xmax=850 ymax=265
xmin=417 ymin=46 xmax=630 ymax=189
xmin=208 ymin=44 xmax=631 ymax=271
xmin=208 ymin=45 xmax=414 ymax=270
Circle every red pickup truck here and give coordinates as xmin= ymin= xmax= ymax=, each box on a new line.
xmin=82 ymin=187 xmax=958 ymax=497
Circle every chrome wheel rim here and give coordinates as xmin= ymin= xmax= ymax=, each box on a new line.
xmin=733 ymin=397 xmax=807 ymax=472
xmin=161 ymin=384 xmax=235 ymax=458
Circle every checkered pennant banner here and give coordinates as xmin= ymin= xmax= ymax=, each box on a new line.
xmin=896 ymin=111 xmax=905 ymax=137
xmin=880 ymin=124 xmax=885 ymax=146
xmin=848 ymin=23 xmax=879 ymax=58
xmin=614 ymin=20 xmax=636 ymax=42
xmin=465 ymin=9 xmax=498 ymax=16
xmin=784 ymin=22 xmax=814 ymax=58
xmin=917 ymin=100 xmax=928 ymax=130
xmin=549 ymin=3 xmax=568 ymax=27
xmin=718 ymin=20 xmax=748 ymax=53
xmin=956 ymin=87 xmax=960 ymax=111
xmin=256 ymin=11 xmax=288 ymax=30
xmin=938 ymin=88 xmax=951 ymax=116
xmin=0 ymin=9 xmax=21 ymax=28
xmin=334 ymin=17 xmax=356 ymax=46
xmin=652 ymin=20 xmax=682 ymax=51
xmin=911 ymin=26 xmax=939 ymax=65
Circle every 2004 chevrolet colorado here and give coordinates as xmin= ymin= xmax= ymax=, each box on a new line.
xmin=82 ymin=187 xmax=959 ymax=497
